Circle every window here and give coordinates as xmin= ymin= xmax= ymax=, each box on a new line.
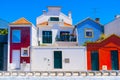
xmin=60 ymin=31 xmax=70 ymax=41
xmin=21 ymin=48 xmax=29 ymax=57
xmin=42 ymin=31 xmax=52 ymax=43
xmin=12 ymin=30 xmax=21 ymax=43
xmin=85 ymin=29 xmax=93 ymax=38
xmin=49 ymin=17 xmax=59 ymax=21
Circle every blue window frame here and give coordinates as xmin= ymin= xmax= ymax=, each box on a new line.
xmin=12 ymin=30 xmax=21 ymax=43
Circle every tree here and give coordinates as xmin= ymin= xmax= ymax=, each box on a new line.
xmin=0 ymin=29 xmax=8 ymax=35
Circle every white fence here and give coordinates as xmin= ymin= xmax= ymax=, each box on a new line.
xmin=0 ymin=71 xmax=120 ymax=77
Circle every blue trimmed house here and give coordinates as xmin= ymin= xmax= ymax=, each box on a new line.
xmin=75 ymin=18 xmax=104 ymax=46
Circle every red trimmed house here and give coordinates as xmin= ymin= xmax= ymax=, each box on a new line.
xmin=87 ymin=34 xmax=120 ymax=71
xmin=8 ymin=18 xmax=37 ymax=71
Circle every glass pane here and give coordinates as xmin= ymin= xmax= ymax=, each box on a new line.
xmin=86 ymin=31 xmax=92 ymax=37
xmin=42 ymin=31 xmax=52 ymax=43
xmin=60 ymin=31 xmax=70 ymax=41
xmin=23 ymin=50 xmax=28 ymax=56
xmin=50 ymin=17 xmax=59 ymax=21
xmin=12 ymin=30 xmax=21 ymax=43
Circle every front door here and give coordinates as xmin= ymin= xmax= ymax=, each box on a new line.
xmin=12 ymin=50 xmax=20 ymax=69
xmin=54 ymin=51 xmax=62 ymax=69
xmin=91 ymin=51 xmax=99 ymax=70
xmin=111 ymin=50 xmax=119 ymax=70
xmin=0 ymin=43 xmax=4 ymax=70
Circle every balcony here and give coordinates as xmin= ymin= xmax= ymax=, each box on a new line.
xmin=55 ymin=35 xmax=77 ymax=46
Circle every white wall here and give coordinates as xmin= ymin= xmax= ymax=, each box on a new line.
xmin=105 ymin=18 xmax=120 ymax=36
xmin=38 ymin=27 xmax=73 ymax=45
xmin=30 ymin=46 xmax=87 ymax=71
xmin=37 ymin=14 xmax=72 ymax=26
xmin=31 ymin=25 xmax=38 ymax=46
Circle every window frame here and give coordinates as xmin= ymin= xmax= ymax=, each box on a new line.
xmin=12 ymin=30 xmax=21 ymax=43
xmin=49 ymin=17 xmax=59 ymax=21
xmin=21 ymin=48 xmax=29 ymax=57
xmin=42 ymin=31 xmax=52 ymax=44
xmin=85 ymin=28 xmax=94 ymax=38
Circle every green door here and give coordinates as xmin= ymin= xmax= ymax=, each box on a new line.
xmin=0 ymin=43 xmax=4 ymax=70
xmin=54 ymin=51 xmax=62 ymax=69
xmin=91 ymin=51 xmax=99 ymax=70
xmin=111 ymin=50 xmax=119 ymax=70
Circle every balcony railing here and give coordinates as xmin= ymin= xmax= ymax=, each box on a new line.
xmin=56 ymin=35 xmax=76 ymax=42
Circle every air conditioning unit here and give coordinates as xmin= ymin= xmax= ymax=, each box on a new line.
xmin=102 ymin=65 xmax=107 ymax=70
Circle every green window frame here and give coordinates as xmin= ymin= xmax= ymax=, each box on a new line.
xmin=49 ymin=17 xmax=59 ymax=21
xmin=42 ymin=31 xmax=52 ymax=43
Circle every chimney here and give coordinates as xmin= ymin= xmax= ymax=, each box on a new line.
xmin=42 ymin=10 xmax=46 ymax=15
xmin=68 ymin=11 xmax=72 ymax=18
xmin=95 ymin=18 xmax=100 ymax=23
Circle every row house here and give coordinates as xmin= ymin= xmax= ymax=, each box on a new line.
xmin=0 ymin=19 xmax=8 ymax=71
xmin=105 ymin=15 xmax=120 ymax=36
xmin=87 ymin=34 xmax=120 ymax=70
xmin=8 ymin=18 xmax=37 ymax=71
xmin=5 ymin=6 xmax=120 ymax=71
xmin=86 ymin=15 xmax=120 ymax=71
xmin=37 ymin=6 xmax=76 ymax=46
xmin=30 ymin=6 xmax=87 ymax=71
xmin=75 ymin=18 xmax=104 ymax=46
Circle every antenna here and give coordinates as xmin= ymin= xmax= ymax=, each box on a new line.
xmin=93 ymin=8 xmax=97 ymax=19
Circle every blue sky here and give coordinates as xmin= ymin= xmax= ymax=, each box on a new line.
xmin=0 ymin=0 xmax=120 ymax=25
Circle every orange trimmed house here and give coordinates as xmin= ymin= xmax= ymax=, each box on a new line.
xmin=87 ymin=34 xmax=120 ymax=71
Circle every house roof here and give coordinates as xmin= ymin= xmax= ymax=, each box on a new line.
xmin=10 ymin=17 xmax=32 ymax=25
xmin=105 ymin=17 xmax=120 ymax=26
xmin=75 ymin=17 xmax=103 ymax=27
xmin=37 ymin=21 xmax=72 ymax=27
xmin=87 ymin=34 xmax=120 ymax=47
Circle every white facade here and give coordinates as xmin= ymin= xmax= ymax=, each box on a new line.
xmin=105 ymin=16 xmax=120 ymax=36
xmin=31 ymin=24 xmax=38 ymax=46
xmin=36 ymin=6 xmax=76 ymax=46
xmin=38 ymin=26 xmax=74 ymax=45
xmin=30 ymin=46 xmax=87 ymax=71
xmin=36 ymin=6 xmax=72 ymax=26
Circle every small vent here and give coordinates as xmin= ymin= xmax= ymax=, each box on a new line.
xmin=64 ymin=58 xmax=70 ymax=63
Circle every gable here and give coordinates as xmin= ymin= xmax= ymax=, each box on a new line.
xmin=10 ymin=18 xmax=32 ymax=25
xmin=76 ymin=19 xmax=103 ymax=33
xmin=87 ymin=35 xmax=120 ymax=49
xmin=100 ymin=35 xmax=120 ymax=47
